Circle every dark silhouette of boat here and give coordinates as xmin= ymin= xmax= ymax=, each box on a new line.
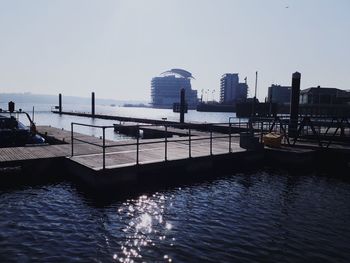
xmin=0 ymin=110 xmax=45 ymax=147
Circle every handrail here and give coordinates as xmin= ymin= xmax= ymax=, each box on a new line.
xmin=72 ymin=133 xmax=241 ymax=149
xmin=71 ymin=117 xmax=349 ymax=170
xmin=251 ymin=116 xmax=349 ymax=147
xmin=71 ymin=122 xmax=114 ymax=129
xmin=71 ymin=121 xmax=242 ymax=170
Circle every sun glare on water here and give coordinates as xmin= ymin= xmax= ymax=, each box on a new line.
xmin=113 ymin=193 xmax=175 ymax=262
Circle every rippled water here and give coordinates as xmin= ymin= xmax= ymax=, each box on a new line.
xmin=1 ymin=103 xmax=349 ymax=261
xmin=1 ymin=169 xmax=350 ymax=262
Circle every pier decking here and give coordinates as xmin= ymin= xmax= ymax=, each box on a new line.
xmin=0 ymin=125 xmax=249 ymax=186
xmin=70 ymin=137 xmax=244 ymax=171
xmin=0 ymin=126 xmax=241 ymax=165
xmin=1 ymin=121 xmax=349 ymax=190
xmin=0 ymin=126 xmax=107 ymax=163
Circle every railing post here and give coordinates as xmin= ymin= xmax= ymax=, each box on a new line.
xmin=71 ymin=123 xmax=74 ymax=156
xmin=260 ymin=122 xmax=263 ymax=143
xmin=189 ymin=126 xmax=191 ymax=158
xmin=102 ymin=127 xmax=106 ymax=170
xmin=229 ymin=122 xmax=232 ymax=153
xmin=136 ymin=125 xmax=139 ymax=165
xmin=165 ymin=125 xmax=168 ymax=161
xmin=210 ymin=124 xmax=213 ymax=156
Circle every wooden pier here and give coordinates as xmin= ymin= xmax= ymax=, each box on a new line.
xmin=1 ymin=120 xmax=349 ymax=189
xmin=52 ymin=110 xmax=181 ymax=125
xmin=52 ymin=110 xmax=252 ymax=134
xmin=0 ymin=125 xmax=255 ymax=188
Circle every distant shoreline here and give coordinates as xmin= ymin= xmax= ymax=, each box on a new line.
xmin=0 ymin=92 xmax=147 ymax=106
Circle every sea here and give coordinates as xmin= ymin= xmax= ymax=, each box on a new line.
xmin=0 ymin=102 xmax=350 ymax=262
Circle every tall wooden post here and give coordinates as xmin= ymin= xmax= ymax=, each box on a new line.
xmin=91 ymin=92 xmax=95 ymax=117
xmin=58 ymin=93 xmax=62 ymax=113
xmin=180 ymin=88 xmax=185 ymax=123
xmin=289 ymin=72 xmax=301 ymax=138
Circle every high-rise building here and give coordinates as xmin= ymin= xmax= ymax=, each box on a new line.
xmin=151 ymin=69 xmax=198 ymax=109
xmin=267 ymin=84 xmax=291 ymax=104
xmin=220 ymin=73 xmax=248 ymax=104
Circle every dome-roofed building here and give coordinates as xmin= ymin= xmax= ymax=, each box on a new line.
xmin=151 ymin=68 xmax=198 ymax=109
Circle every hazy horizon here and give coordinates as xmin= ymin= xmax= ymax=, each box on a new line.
xmin=0 ymin=92 xmax=147 ymax=106
xmin=0 ymin=0 xmax=349 ymax=101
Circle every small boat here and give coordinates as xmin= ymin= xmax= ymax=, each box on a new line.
xmin=0 ymin=110 xmax=45 ymax=147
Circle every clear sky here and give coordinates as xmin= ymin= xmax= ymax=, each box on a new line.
xmin=0 ymin=0 xmax=349 ymax=101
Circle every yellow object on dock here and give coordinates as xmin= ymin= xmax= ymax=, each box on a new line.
xmin=263 ymin=133 xmax=282 ymax=148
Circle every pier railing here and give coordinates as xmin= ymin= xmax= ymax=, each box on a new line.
xmin=70 ymin=122 xmax=244 ymax=170
xmin=70 ymin=117 xmax=349 ymax=169
xmin=249 ymin=116 xmax=350 ymax=147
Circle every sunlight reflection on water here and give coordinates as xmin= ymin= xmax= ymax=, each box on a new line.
xmin=1 ymin=172 xmax=350 ymax=262
xmin=115 ymin=193 xmax=174 ymax=263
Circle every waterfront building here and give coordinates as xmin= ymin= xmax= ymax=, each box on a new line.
xmin=300 ymin=86 xmax=350 ymax=105
xmin=267 ymin=84 xmax=291 ymax=104
xmin=151 ymin=69 xmax=198 ymax=109
xmin=220 ymin=73 xmax=248 ymax=104
xmin=299 ymin=86 xmax=350 ymax=117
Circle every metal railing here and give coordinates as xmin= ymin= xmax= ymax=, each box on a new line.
xmin=70 ymin=117 xmax=349 ymax=170
xmin=70 ymin=122 xmax=244 ymax=170
xmin=249 ymin=116 xmax=350 ymax=147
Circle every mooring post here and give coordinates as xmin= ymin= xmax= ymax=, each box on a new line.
xmin=210 ymin=125 xmax=213 ymax=156
xmin=229 ymin=122 xmax=232 ymax=153
xmin=180 ymin=88 xmax=185 ymax=124
xmin=164 ymin=125 xmax=168 ymax=161
xmin=59 ymin=93 xmax=62 ymax=114
xmin=188 ymin=126 xmax=191 ymax=158
xmin=289 ymin=72 xmax=301 ymax=138
xmin=102 ymin=127 xmax=106 ymax=170
xmin=91 ymin=92 xmax=95 ymax=117
xmin=136 ymin=125 xmax=139 ymax=165
xmin=71 ymin=123 xmax=74 ymax=156
xmin=32 ymin=106 xmax=35 ymax=123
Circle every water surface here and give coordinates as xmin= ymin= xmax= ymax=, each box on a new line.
xmin=0 ymin=103 xmax=349 ymax=262
xmin=1 ymin=169 xmax=349 ymax=262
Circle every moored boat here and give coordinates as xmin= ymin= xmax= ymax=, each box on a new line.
xmin=0 ymin=110 xmax=45 ymax=147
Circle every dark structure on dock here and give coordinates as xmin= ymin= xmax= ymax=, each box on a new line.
xmin=299 ymin=86 xmax=350 ymax=117
xmin=289 ymin=72 xmax=301 ymax=138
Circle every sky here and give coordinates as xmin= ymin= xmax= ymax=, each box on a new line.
xmin=0 ymin=0 xmax=349 ymax=102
